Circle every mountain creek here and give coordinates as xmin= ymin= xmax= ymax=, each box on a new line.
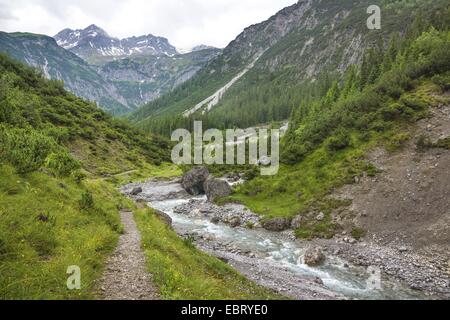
xmin=120 ymin=178 xmax=444 ymax=300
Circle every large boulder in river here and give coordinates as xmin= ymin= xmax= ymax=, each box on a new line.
xmin=262 ymin=217 xmax=291 ymax=231
xmin=304 ymin=247 xmax=325 ymax=266
xmin=204 ymin=177 xmax=232 ymax=202
xmin=181 ymin=167 xmax=210 ymax=195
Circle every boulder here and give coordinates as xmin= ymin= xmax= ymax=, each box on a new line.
xmin=262 ymin=217 xmax=291 ymax=232
xmin=181 ymin=167 xmax=210 ymax=195
xmin=154 ymin=209 xmax=172 ymax=227
xmin=304 ymin=247 xmax=326 ymax=266
xmin=130 ymin=187 xmax=142 ymax=195
xmin=204 ymin=177 xmax=232 ymax=201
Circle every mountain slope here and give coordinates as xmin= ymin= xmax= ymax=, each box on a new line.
xmin=0 ymin=31 xmax=220 ymax=114
xmin=54 ymin=25 xmax=178 ymax=65
xmin=0 ymin=54 xmax=279 ymax=300
xmin=0 ymin=32 xmax=130 ymax=114
xmin=131 ymin=0 xmax=448 ymax=134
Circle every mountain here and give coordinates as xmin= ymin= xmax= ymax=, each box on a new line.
xmin=191 ymin=45 xmax=218 ymax=52
xmin=0 ymin=30 xmax=220 ymax=114
xmin=54 ymin=24 xmax=178 ymax=64
xmin=130 ymin=0 xmax=448 ymax=133
xmin=96 ymin=48 xmax=221 ymax=108
xmin=0 ymin=31 xmax=130 ymax=114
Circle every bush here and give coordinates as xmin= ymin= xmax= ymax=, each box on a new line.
xmin=387 ymin=132 xmax=411 ymax=151
xmin=416 ymin=134 xmax=433 ymax=151
xmin=431 ymin=74 xmax=450 ymax=91
xmin=379 ymin=102 xmax=414 ymax=121
xmin=400 ymin=95 xmax=428 ymax=111
xmin=0 ymin=126 xmax=55 ymax=173
xmin=79 ymin=191 xmax=94 ymax=210
xmin=326 ymin=129 xmax=351 ymax=152
xmin=242 ymin=166 xmax=259 ymax=181
xmin=45 ymin=150 xmax=81 ymax=177
xmin=351 ymin=227 xmax=366 ymax=240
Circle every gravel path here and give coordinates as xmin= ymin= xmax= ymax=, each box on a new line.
xmin=98 ymin=210 xmax=160 ymax=300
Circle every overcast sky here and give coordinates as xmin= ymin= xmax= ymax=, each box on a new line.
xmin=0 ymin=0 xmax=298 ymax=49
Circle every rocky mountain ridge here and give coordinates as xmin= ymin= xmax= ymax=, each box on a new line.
xmin=54 ymin=24 xmax=178 ymax=64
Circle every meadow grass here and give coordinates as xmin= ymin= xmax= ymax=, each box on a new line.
xmin=133 ymin=206 xmax=283 ymax=300
xmin=0 ymin=165 xmax=123 ymax=299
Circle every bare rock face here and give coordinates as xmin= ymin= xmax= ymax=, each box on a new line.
xmin=181 ymin=167 xmax=210 ymax=195
xmin=304 ymin=247 xmax=326 ymax=266
xmin=204 ymin=177 xmax=232 ymax=201
xmin=262 ymin=217 xmax=291 ymax=232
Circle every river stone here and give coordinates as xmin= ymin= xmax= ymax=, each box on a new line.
xmin=316 ymin=212 xmax=325 ymax=221
xmin=304 ymin=247 xmax=326 ymax=266
xmin=204 ymin=177 xmax=232 ymax=201
xmin=181 ymin=167 xmax=210 ymax=195
xmin=130 ymin=187 xmax=143 ymax=195
xmin=262 ymin=217 xmax=291 ymax=232
xmin=154 ymin=209 xmax=172 ymax=227
xmin=291 ymin=215 xmax=303 ymax=229
xmin=211 ymin=215 xmax=220 ymax=224
xmin=228 ymin=216 xmax=242 ymax=228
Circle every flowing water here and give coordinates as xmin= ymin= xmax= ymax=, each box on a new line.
xmin=127 ymin=180 xmax=429 ymax=300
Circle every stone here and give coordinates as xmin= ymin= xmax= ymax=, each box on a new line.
xmin=304 ymin=247 xmax=326 ymax=266
xmin=316 ymin=212 xmax=325 ymax=221
xmin=210 ymin=216 xmax=220 ymax=224
xmin=228 ymin=216 xmax=242 ymax=228
xmin=291 ymin=215 xmax=303 ymax=229
xmin=204 ymin=177 xmax=232 ymax=201
xmin=181 ymin=166 xmax=210 ymax=195
xmin=313 ymin=277 xmax=324 ymax=285
xmin=154 ymin=209 xmax=172 ymax=227
xmin=130 ymin=187 xmax=143 ymax=195
xmin=398 ymin=246 xmax=408 ymax=253
xmin=262 ymin=217 xmax=291 ymax=232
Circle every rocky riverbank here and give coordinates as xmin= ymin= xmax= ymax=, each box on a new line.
xmin=120 ymin=176 xmax=449 ymax=300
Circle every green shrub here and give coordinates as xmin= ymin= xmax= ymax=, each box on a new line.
xmin=45 ymin=150 xmax=81 ymax=177
xmin=380 ymin=102 xmax=414 ymax=121
xmin=326 ymin=129 xmax=351 ymax=152
xmin=79 ymin=191 xmax=94 ymax=210
xmin=400 ymin=95 xmax=428 ymax=111
xmin=416 ymin=134 xmax=433 ymax=151
xmin=433 ymin=137 xmax=450 ymax=150
xmin=0 ymin=125 xmax=55 ymax=173
xmin=387 ymin=132 xmax=411 ymax=151
xmin=243 ymin=166 xmax=259 ymax=181
xmin=431 ymin=74 xmax=450 ymax=91
xmin=351 ymin=227 xmax=366 ymax=240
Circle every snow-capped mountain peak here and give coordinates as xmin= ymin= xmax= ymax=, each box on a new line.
xmin=54 ymin=25 xmax=178 ymax=63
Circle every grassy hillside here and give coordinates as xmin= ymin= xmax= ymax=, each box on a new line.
xmin=227 ymin=23 xmax=449 ymax=239
xmin=0 ymin=55 xmax=280 ymax=299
